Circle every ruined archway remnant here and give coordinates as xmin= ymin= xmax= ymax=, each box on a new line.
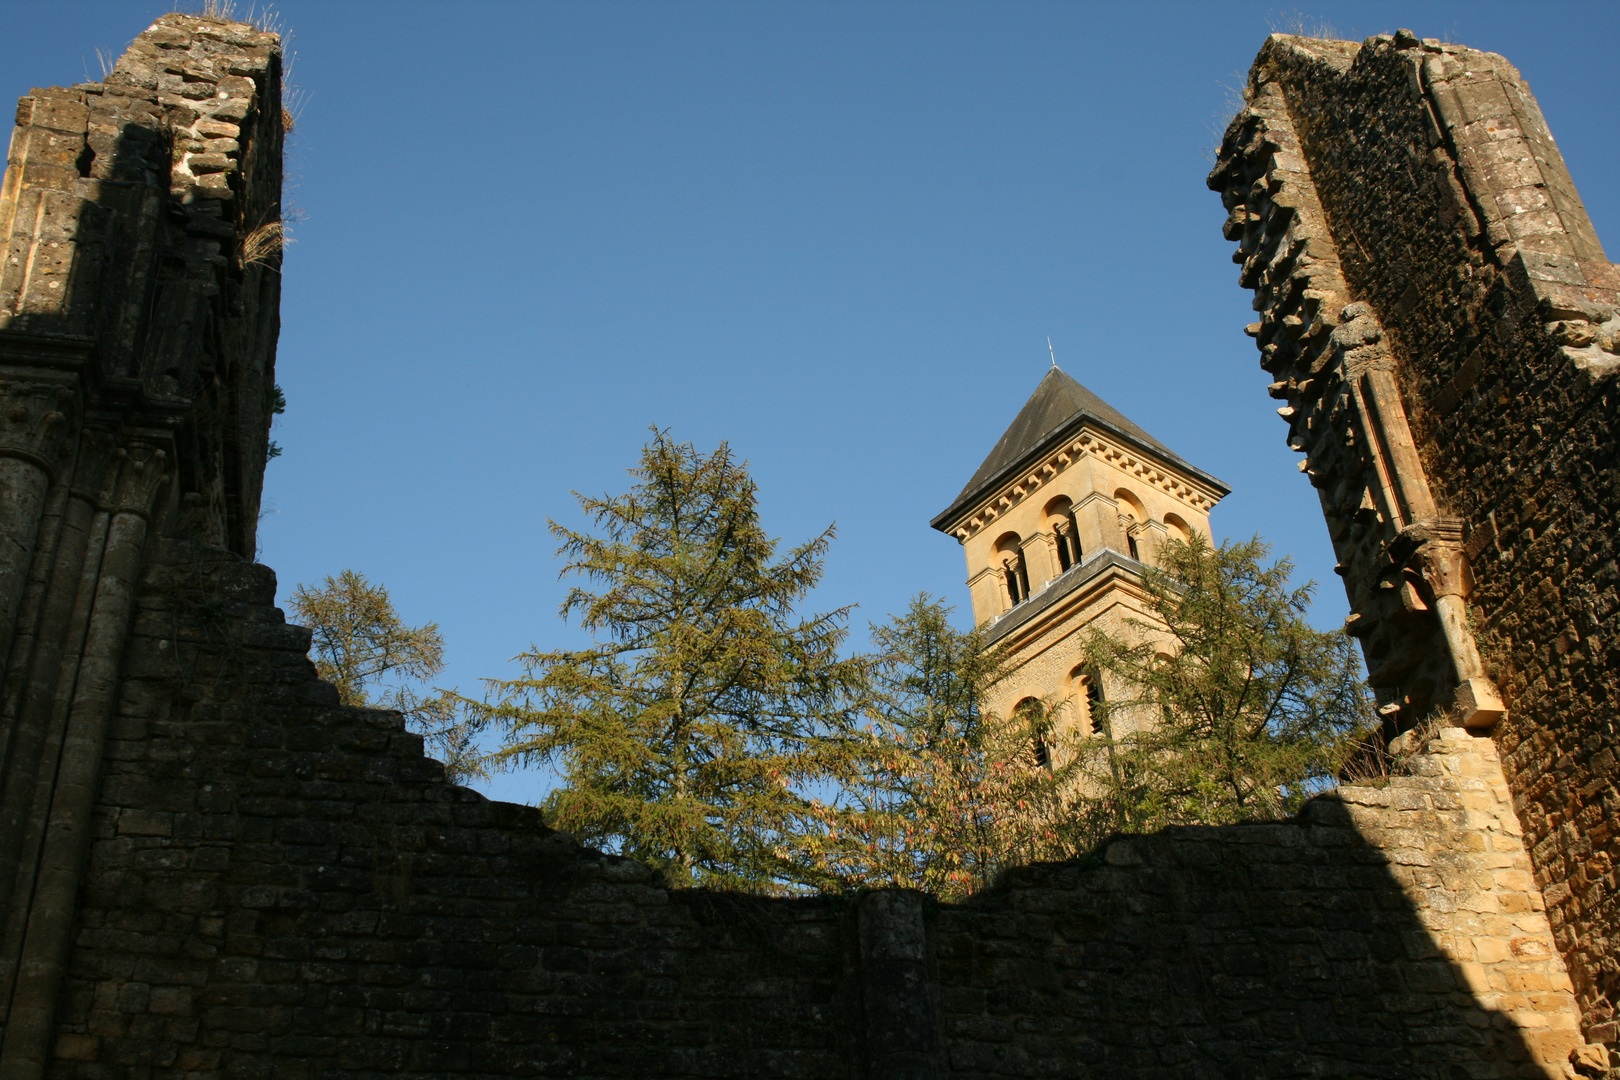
xmin=1210 ymin=28 xmax=1620 ymax=1061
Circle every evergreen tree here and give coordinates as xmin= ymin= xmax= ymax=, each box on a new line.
xmin=818 ymin=537 xmax=1371 ymax=899
xmin=809 ymin=596 xmax=1078 ymax=900
xmin=480 ymin=430 xmax=867 ymax=891
xmin=1075 ymin=533 xmax=1371 ymax=831
xmin=289 ymin=571 xmax=488 ymax=784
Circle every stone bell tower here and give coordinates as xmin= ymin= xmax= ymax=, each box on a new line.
xmin=931 ymin=366 xmax=1229 ymax=736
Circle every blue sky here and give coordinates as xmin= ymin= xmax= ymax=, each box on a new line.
xmin=6 ymin=3 xmax=1616 ymax=804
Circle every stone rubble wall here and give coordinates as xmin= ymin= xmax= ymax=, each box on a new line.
xmin=934 ymin=729 xmax=1585 ymax=1079
xmin=0 ymin=15 xmax=284 ymax=1078
xmin=41 ymin=540 xmax=1587 ymax=1079
xmin=1209 ymin=32 xmax=1620 ymax=1060
xmin=51 ymin=542 xmax=854 ymax=1080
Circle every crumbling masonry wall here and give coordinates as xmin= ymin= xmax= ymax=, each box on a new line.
xmin=46 ymin=541 xmax=1591 ymax=1078
xmin=0 ymin=15 xmax=1608 ymax=1080
xmin=1210 ymin=30 xmax=1620 ymax=1059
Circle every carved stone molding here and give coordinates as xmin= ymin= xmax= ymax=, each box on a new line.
xmin=0 ymin=382 xmax=71 ymax=478
xmin=106 ymin=444 xmax=171 ymax=518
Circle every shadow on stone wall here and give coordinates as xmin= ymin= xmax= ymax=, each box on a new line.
xmin=34 ymin=542 xmax=1583 ymax=1080
xmin=0 ymin=18 xmax=1596 ymax=1080
xmin=934 ymin=785 xmax=1573 ymax=1078
xmin=1207 ymin=33 xmax=1620 ymax=1055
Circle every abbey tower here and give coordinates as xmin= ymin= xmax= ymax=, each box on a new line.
xmin=931 ymin=366 xmax=1229 ymax=739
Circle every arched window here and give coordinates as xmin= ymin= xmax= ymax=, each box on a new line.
xmin=1068 ymin=666 xmax=1105 ymax=736
xmin=1155 ymin=653 xmax=1176 ymax=726
xmin=1115 ymin=489 xmax=1146 ymax=562
xmin=1015 ymin=697 xmax=1050 ymax=770
xmin=1114 ymin=488 xmax=1146 ymax=521
xmin=1164 ymin=513 xmax=1193 ymax=547
xmin=1044 ymin=496 xmax=1082 ymax=572
xmin=994 ymin=532 xmax=1031 ymax=605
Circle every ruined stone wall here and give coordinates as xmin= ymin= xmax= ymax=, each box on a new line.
xmin=0 ymin=15 xmax=285 ymax=1077
xmin=43 ymin=541 xmax=1593 ymax=1079
xmin=1 ymin=16 xmax=1610 ymax=1080
xmin=52 ymin=540 xmax=854 ymax=1080
xmin=935 ymin=728 xmax=1582 ymax=1078
xmin=1209 ymin=32 xmax=1620 ymax=1056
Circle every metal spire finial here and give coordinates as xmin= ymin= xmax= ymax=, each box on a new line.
xmin=1048 ymin=336 xmax=1058 ymax=370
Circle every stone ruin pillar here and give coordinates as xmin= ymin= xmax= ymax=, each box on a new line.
xmin=0 ymin=15 xmax=282 ymax=1077
xmin=1210 ymin=29 xmax=1620 ymax=1064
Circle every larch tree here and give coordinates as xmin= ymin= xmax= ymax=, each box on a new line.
xmin=818 ymin=537 xmax=1372 ymax=899
xmin=479 ymin=430 xmax=868 ymax=892
xmin=289 ymin=570 xmax=488 ymax=784
xmin=1074 ymin=533 xmax=1372 ymax=832
xmin=808 ymin=595 xmax=1080 ymax=900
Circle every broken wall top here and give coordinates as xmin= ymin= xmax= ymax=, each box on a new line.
xmin=0 ymin=13 xmax=285 ymax=556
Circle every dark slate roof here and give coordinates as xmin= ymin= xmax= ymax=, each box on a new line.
xmin=931 ymin=367 xmax=1229 ymax=532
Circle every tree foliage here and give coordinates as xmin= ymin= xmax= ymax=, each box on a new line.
xmin=289 ymin=570 xmax=487 ymax=784
xmin=814 ymin=535 xmax=1371 ymax=899
xmin=1074 ymin=533 xmax=1372 ymax=832
xmin=479 ymin=430 xmax=868 ymax=891
xmin=807 ymin=596 xmax=1079 ymax=900
xmin=460 ymin=431 xmax=1369 ymax=899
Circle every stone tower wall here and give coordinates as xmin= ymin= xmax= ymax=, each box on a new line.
xmin=1209 ymin=31 xmax=1620 ymax=1056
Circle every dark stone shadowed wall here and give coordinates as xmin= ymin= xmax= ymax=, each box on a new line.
xmin=46 ymin=540 xmax=1580 ymax=1079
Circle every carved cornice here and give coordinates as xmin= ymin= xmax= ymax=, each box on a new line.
xmin=949 ymin=428 xmax=1225 ymax=542
xmin=984 ymin=550 xmax=1151 ymax=647
xmin=0 ymin=331 xmax=96 ymax=373
xmin=965 ymin=564 xmax=1001 ymax=589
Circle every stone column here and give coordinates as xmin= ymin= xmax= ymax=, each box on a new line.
xmin=0 ymin=431 xmax=107 ymax=968
xmin=1354 ymin=365 xmax=1504 ymax=726
xmin=1072 ymin=490 xmax=1122 ymax=560
xmin=1020 ymin=532 xmax=1059 ymax=590
xmin=0 ymin=445 xmax=168 ymax=1080
xmin=1133 ymin=519 xmax=1169 ymax=568
xmin=0 ymin=383 xmax=69 ymax=672
xmin=857 ymin=890 xmax=937 ymax=1080
xmin=966 ymin=565 xmax=1006 ymax=624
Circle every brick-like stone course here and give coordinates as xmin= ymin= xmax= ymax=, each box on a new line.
xmin=55 ymin=541 xmax=854 ymax=1080
xmin=933 ymin=730 xmax=1581 ymax=1078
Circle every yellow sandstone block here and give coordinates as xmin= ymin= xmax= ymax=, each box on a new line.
xmin=1499 ymin=892 xmax=1533 ymax=913
xmin=1456 ymin=962 xmax=1492 ymax=994
xmin=1493 ymin=869 xmax=1535 ymax=892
